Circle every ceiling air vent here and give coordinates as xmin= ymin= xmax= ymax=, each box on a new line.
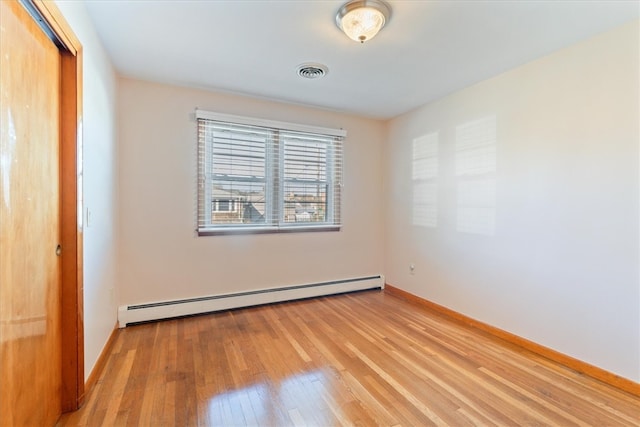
xmin=296 ymin=63 xmax=328 ymax=79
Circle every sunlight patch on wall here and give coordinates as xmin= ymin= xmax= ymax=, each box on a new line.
xmin=455 ymin=116 xmax=496 ymax=236
xmin=412 ymin=132 xmax=439 ymax=227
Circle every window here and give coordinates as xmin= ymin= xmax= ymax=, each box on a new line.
xmin=196 ymin=110 xmax=345 ymax=235
xmin=212 ymin=199 xmax=237 ymax=212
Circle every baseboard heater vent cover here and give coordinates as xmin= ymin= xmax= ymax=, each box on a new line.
xmin=118 ymin=275 xmax=384 ymax=328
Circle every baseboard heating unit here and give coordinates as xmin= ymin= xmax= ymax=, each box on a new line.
xmin=118 ymin=275 xmax=384 ymax=328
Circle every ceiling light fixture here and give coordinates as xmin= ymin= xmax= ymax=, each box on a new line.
xmin=335 ymin=0 xmax=391 ymax=44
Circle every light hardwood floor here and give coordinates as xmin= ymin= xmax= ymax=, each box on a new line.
xmin=58 ymin=290 xmax=639 ymax=426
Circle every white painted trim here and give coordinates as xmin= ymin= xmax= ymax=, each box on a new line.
xmin=118 ymin=275 xmax=383 ymax=328
xmin=195 ymin=108 xmax=348 ymax=137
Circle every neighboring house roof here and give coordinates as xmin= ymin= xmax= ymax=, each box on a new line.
xmin=212 ymin=186 xmax=242 ymax=199
xmin=243 ymin=203 xmax=265 ymax=223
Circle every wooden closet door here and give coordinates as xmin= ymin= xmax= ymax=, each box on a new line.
xmin=1 ymin=0 xmax=63 ymax=424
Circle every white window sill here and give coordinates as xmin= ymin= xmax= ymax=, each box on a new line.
xmin=197 ymin=225 xmax=341 ymax=236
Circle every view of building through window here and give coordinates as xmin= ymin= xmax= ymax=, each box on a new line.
xmin=196 ymin=112 xmax=344 ymax=234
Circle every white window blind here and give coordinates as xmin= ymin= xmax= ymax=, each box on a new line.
xmin=196 ymin=110 xmax=345 ymax=235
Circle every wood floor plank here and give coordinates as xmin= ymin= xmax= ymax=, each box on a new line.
xmin=57 ymin=290 xmax=640 ymax=426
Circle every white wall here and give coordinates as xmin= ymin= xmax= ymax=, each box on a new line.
xmin=117 ymin=79 xmax=384 ymax=306
xmin=55 ymin=1 xmax=639 ymax=386
xmin=55 ymin=0 xmax=119 ymax=381
xmin=384 ymin=20 xmax=639 ymax=382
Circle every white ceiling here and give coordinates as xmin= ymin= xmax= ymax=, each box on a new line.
xmin=85 ymin=0 xmax=639 ymax=119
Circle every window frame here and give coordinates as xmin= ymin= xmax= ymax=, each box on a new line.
xmin=196 ymin=110 xmax=346 ymax=236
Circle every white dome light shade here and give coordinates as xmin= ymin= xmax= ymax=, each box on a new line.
xmin=336 ymin=0 xmax=391 ymax=43
xmin=341 ymin=7 xmax=385 ymax=42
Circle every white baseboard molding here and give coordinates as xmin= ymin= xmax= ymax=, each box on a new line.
xmin=118 ymin=275 xmax=384 ymax=328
